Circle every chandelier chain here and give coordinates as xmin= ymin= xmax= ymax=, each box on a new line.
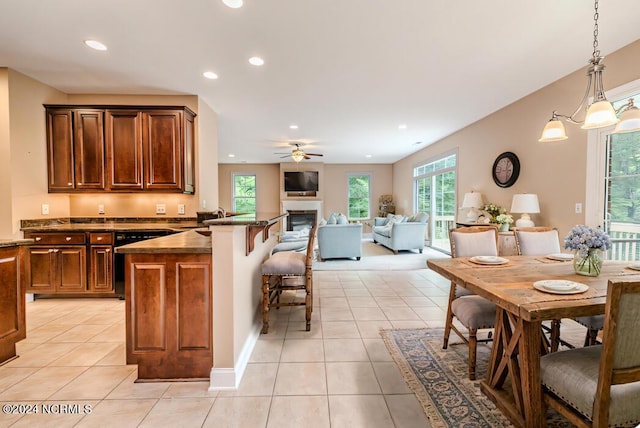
xmin=592 ymin=0 xmax=600 ymax=59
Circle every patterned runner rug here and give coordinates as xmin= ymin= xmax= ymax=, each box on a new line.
xmin=380 ymin=328 xmax=572 ymax=428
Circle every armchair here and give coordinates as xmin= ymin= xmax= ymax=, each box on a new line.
xmin=317 ymin=223 xmax=362 ymax=261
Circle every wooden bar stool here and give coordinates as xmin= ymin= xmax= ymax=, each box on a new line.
xmin=261 ymin=226 xmax=316 ymax=334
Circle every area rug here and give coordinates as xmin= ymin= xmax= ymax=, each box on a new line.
xmin=312 ymin=239 xmax=448 ymax=271
xmin=380 ymin=328 xmax=572 ymax=428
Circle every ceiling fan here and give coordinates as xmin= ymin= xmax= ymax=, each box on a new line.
xmin=275 ymin=143 xmax=324 ymax=162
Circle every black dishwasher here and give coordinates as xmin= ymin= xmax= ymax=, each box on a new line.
xmin=113 ymin=230 xmax=174 ymax=297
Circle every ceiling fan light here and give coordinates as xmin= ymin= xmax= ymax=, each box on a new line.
xmin=581 ymin=100 xmax=619 ymax=129
xmin=539 ymin=118 xmax=568 ymax=142
xmin=291 ymin=150 xmax=305 ymax=162
xmin=613 ymin=106 xmax=640 ymax=134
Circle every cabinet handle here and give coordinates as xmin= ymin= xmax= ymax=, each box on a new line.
xmin=48 ymin=249 xmax=54 ymax=253
xmin=65 ymin=237 xmax=72 ymax=241
xmin=35 ymin=237 xmax=42 ymax=241
xmin=78 ymin=182 xmax=82 ymax=185
xmin=105 ymin=249 xmax=111 ymax=253
xmin=97 ymin=237 xmax=103 ymax=241
xmin=67 ymin=182 xmax=72 ymax=186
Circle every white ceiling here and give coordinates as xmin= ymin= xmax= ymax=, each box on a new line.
xmin=1 ymin=0 xmax=640 ymax=164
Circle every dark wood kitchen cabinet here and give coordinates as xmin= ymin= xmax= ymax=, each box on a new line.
xmin=88 ymin=232 xmax=113 ymax=292
xmin=45 ymin=105 xmax=196 ymax=194
xmin=24 ymin=232 xmax=87 ymax=294
xmin=0 ymin=245 xmax=26 ymax=365
xmin=46 ymin=109 xmax=105 ymax=192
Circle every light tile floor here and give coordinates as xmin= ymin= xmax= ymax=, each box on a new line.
xmin=0 ymin=268 xmax=589 ymax=427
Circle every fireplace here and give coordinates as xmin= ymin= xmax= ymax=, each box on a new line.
xmin=287 ymin=210 xmax=317 ymax=231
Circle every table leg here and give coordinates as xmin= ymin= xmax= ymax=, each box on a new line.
xmin=519 ymin=318 xmax=544 ymax=428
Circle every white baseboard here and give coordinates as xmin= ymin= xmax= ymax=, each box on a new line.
xmin=208 ymin=318 xmax=262 ymax=391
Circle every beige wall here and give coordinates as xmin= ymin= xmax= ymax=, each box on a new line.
xmin=392 ymin=39 xmax=640 ymax=241
xmin=218 ymin=162 xmax=393 ymax=221
xmin=6 ymin=69 xmax=68 ymax=237
xmin=323 ymin=164 xmax=393 ymax=219
xmin=0 ymin=72 xmax=219 ymax=230
xmin=218 ymin=164 xmax=280 ymax=214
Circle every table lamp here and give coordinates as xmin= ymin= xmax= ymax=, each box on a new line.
xmin=510 ymin=194 xmax=540 ymax=227
xmin=461 ymin=192 xmax=484 ymax=223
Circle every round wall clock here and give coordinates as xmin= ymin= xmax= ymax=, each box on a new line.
xmin=492 ymin=151 xmax=520 ymax=188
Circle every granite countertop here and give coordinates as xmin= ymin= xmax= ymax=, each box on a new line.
xmin=203 ymin=212 xmax=287 ymax=226
xmin=0 ymin=239 xmax=34 ymax=248
xmin=21 ymin=219 xmax=200 ymax=233
xmin=114 ymin=229 xmax=211 ymax=254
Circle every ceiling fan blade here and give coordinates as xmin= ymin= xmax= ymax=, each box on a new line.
xmin=305 ymin=153 xmax=324 ymax=156
xmin=280 ymin=155 xmax=291 ymax=158
xmin=274 ymin=152 xmax=291 ymax=155
xmin=304 ymin=155 xmax=311 ymax=160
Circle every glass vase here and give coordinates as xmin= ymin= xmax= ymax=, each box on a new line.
xmin=499 ymin=223 xmax=509 ymax=232
xmin=573 ymin=249 xmax=603 ymax=277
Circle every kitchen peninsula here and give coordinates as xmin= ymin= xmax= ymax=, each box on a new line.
xmin=0 ymin=239 xmax=32 ymax=365
xmin=115 ymin=212 xmax=286 ymax=387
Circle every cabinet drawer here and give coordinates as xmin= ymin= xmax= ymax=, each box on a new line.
xmin=90 ymin=232 xmax=113 ymax=245
xmin=25 ymin=232 xmax=86 ymax=245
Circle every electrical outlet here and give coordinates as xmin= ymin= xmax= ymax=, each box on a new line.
xmin=575 ymin=203 xmax=583 ymax=214
xmin=178 ymin=204 xmax=185 ymax=215
xmin=156 ymin=203 xmax=166 ymax=215
xmin=202 ymin=199 xmax=207 ymax=209
xmin=98 ymin=204 xmax=105 ymax=215
xmin=41 ymin=204 xmax=49 ymax=215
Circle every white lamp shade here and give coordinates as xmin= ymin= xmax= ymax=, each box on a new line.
xmin=581 ymin=100 xmax=619 ymax=129
xmin=510 ymin=194 xmax=540 ymax=214
xmin=613 ymin=107 xmax=640 ymax=134
xmin=539 ymin=119 xmax=568 ymax=142
xmin=461 ymin=192 xmax=483 ymax=209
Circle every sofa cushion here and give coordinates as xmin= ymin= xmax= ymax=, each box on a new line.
xmin=408 ymin=213 xmax=428 ymax=223
xmin=373 ymin=225 xmax=392 ymax=238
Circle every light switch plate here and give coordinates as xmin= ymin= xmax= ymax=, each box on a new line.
xmin=98 ymin=204 xmax=105 ymax=215
xmin=41 ymin=204 xmax=50 ymax=215
xmin=575 ymin=203 xmax=582 ymax=214
xmin=156 ymin=204 xmax=166 ymax=215
xmin=178 ymin=204 xmax=185 ymax=215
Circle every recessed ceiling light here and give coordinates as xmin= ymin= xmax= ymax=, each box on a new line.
xmin=222 ymin=0 xmax=243 ymax=8
xmin=228 ymin=154 xmax=236 ymax=158
xmin=248 ymin=56 xmax=264 ymax=66
xmin=84 ymin=40 xmax=107 ymax=51
xmin=398 ymin=124 xmax=407 ymax=130
xmin=203 ymin=71 xmax=219 ymax=80
xmin=365 ymin=154 xmax=372 ymax=158
xmin=289 ymin=124 xmax=299 ymax=130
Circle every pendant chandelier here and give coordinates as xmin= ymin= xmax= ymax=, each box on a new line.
xmin=539 ymin=0 xmax=640 ymax=142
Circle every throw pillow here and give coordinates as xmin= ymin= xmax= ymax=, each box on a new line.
xmin=336 ymin=213 xmax=348 ymax=224
xmin=319 ymin=218 xmax=328 ymax=226
xmin=327 ymin=213 xmax=338 ymax=224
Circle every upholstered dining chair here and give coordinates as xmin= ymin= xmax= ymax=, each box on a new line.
xmin=513 ymin=227 xmax=564 ymax=351
xmin=514 ymin=227 xmax=604 ymax=348
xmin=540 ymin=280 xmax=640 ymax=427
xmin=444 ymin=225 xmax=499 ymax=380
xmin=261 ymin=225 xmax=316 ymax=334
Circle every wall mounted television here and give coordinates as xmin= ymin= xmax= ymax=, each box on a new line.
xmin=284 ymin=171 xmax=319 ymax=192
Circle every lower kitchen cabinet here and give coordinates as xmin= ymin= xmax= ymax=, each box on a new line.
xmin=125 ymin=253 xmax=212 ymax=379
xmin=0 ymin=245 xmax=26 ymax=365
xmin=89 ymin=246 xmax=113 ymax=292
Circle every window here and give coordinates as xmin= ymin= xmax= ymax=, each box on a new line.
xmin=587 ymin=82 xmax=640 ymax=261
xmin=414 ymin=152 xmax=457 ymax=252
xmin=232 ymin=174 xmax=256 ymax=214
xmin=348 ymin=174 xmax=371 ymax=219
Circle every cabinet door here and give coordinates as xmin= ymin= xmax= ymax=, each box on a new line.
xmin=46 ymin=109 xmax=75 ymax=192
xmin=89 ymin=246 xmax=113 ymax=292
xmin=183 ymin=110 xmax=195 ymax=194
xmin=142 ymin=110 xmax=183 ymax=191
xmin=57 ymin=247 xmax=86 ymax=292
xmin=27 ymin=247 xmax=57 ymax=293
xmin=0 ymin=246 xmax=26 ymax=364
xmin=74 ymin=110 xmax=105 ymax=190
xmin=105 ymin=110 xmax=144 ymax=190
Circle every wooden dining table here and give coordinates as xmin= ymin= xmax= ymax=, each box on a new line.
xmin=427 ymin=255 xmax=640 ymax=428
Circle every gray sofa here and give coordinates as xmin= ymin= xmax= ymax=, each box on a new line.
xmin=372 ymin=213 xmax=429 ymax=254
xmin=317 ymin=223 xmax=363 ymax=261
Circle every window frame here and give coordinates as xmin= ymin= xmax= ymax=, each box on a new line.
xmin=232 ymin=173 xmax=257 ymax=214
xmin=347 ymin=173 xmax=372 ymax=220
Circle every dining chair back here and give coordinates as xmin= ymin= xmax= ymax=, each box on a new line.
xmin=541 ymin=280 xmax=640 ymax=427
xmin=261 ymin=225 xmax=316 ymax=334
xmin=512 ymin=227 xmax=561 ymax=256
xmin=443 ymin=225 xmax=499 ymax=380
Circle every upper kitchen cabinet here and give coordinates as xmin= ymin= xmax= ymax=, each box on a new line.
xmin=46 ymin=108 xmax=106 ymax=192
xmin=45 ymin=105 xmax=196 ymax=194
